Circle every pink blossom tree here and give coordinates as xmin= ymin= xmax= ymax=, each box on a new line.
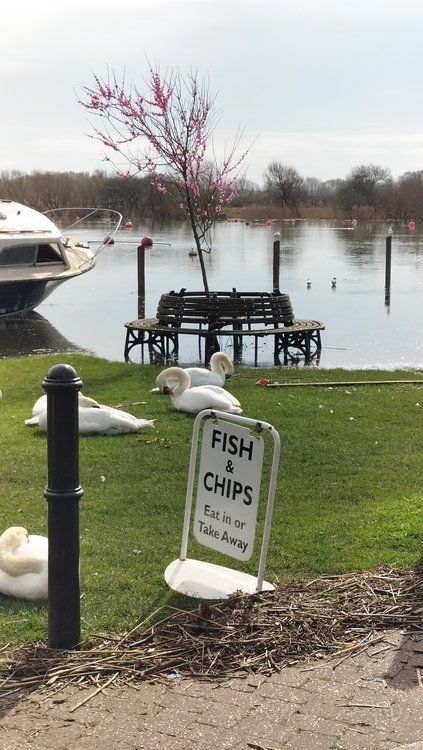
xmin=79 ymin=66 xmax=250 ymax=294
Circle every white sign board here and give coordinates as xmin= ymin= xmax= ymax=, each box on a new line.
xmin=193 ymin=419 xmax=264 ymax=560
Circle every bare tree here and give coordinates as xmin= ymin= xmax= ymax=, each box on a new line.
xmin=263 ymin=162 xmax=305 ymax=210
xmin=79 ymin=66 xmax=250 ymax=294
xmin=338 ymin=164 xmax=391 ymax=210
xmin=395 ymin=171 xmax=423 ymax=220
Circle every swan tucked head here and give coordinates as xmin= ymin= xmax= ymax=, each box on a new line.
xmin=78 ymin=393 xmax=101 ymax=408
xmin=0 ymin=526 xmax=47 ymax=578
xmin=156 ymin=367 xmax=190 ymax=395
xmin=0 ymin=526 xmax=28 ymax=552
xmin=212 ymin=352 xmax=234 ymax=376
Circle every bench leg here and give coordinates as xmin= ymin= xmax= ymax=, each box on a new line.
xmin=233 ymin=334 xmax=243 ymax=364
xmin=204 ymin=335 xmax=220 ymax=366
xmin=148 ymin=331 xmax=179 ymax=364
xmin=274 ymin=333 xmax=287 ymax=365
xmin=274 ymin=331 xmax=317 ymax=365
xmin=124 ymin=328 xmax=148 ymax=362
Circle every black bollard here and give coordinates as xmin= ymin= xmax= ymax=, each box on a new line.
xmin=43 ymin=364 xmax=83 ymax=650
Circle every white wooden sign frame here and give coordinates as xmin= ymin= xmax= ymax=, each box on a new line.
xmin=164 ymin=408 xmax=281 ymax=599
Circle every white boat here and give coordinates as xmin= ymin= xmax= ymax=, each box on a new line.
xmin=0 ymin=200 xmax=122 ymax=316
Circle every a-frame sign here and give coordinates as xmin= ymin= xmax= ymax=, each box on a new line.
xmin=165 ymin=409 xmax=280 ymax=599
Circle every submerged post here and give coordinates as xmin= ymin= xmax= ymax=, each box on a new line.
xmin=137 ymin=244 xmax=145 ymax=319
xmin=273 ymin=232 xmax=281 ymax=292
xmin=137 ymin=236 xmax=153 ymax=318
xmin=43 ymin=364 xmax=83 ymax=650
xmin=385 ymin=231 xmax=392 ymax=291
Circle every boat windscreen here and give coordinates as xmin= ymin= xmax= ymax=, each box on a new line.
xmin=0 ymin=245 xmax=37 ymax=266
xmin=0 ymin=243 xmax=66 ymax=267
xmin=36 ymin=243 xmax=66 ymax=263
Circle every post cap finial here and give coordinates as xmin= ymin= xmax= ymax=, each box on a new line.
xmin=43 ymin=364 xmax=83 ymax=391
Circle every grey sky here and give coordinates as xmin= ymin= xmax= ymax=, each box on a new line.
xmin=2 ymin=0 xmax=423 ymax=186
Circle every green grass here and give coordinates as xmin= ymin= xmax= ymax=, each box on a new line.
xmin=1 ymin=353 xmax=423 ymax=644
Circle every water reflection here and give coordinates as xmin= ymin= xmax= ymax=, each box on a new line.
xmin=0 ymin=312 xmax=81 ymax=358
xmin=1 ymin=220 xmax=422 ymax=370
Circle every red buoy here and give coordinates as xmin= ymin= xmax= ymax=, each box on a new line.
xmin=141 ymin=236 xmax=153 ymax=247
xmin=265 ymin=220 xmax=273 ymax=227
xmin=75 ymin=215 xmax=81 ymax=222
xmin=103 ymin=235 xmax=114 ymax=245
xmin=409 ymin=220 xmax=416 ymax=230
xmin=125 ymin=220 xmax=133 ymax=229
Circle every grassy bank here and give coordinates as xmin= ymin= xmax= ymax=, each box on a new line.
xmin=1 ymin=354 xmax=423 ymax=645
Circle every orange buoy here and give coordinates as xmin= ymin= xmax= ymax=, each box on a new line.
xmin=409 ymin=220 xmax=416 ymax=230
xmin=103 ymin=235 xmax=114 ymax=245
xmin=125 ymin=220 xmax=133 ymax=229
xmin=141 ymin=236 xmax=153 ymax=247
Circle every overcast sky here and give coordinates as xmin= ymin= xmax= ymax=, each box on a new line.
xmin=2 ymin=0 xmax=423 ymax=186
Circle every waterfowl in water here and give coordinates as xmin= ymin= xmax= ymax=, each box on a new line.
xmin=153 ymin=352 xmax=234 ymax=393
xmin=0 ymin=526 xmax=48 ymax=600
xmin=331 ymin=277 xmax=337 ymax=288
xmin=25 ymin=395 xmax=155 ymax=435
xmin=156 ymin=367 xmax=242 ymax=415
xmin=306 ymin=279 xmax=311 ymax=288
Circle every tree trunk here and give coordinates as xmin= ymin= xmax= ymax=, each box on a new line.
xmin=190 ymin=219 xmax=209 ymax=295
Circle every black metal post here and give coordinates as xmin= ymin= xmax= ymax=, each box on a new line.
xmin=43 ymin=364 xmax=83 ymax=650
xmin=273 ymin=233 xmax=281 ymax=292
xmin=385 ymin=234 xmax=392 ymax=291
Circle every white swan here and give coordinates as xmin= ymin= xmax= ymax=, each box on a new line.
xmin=25 ymin=395 xmax=155 ymax=435
xmin=157 ymin=367 xmax=242 ymax=415
xmin=0 ymin=526 xmax=48 ymax=600
xmin=25 ymin=392 xmax=101 ymax=425
xmin=154 ymin=352 xmax=234 ymax=393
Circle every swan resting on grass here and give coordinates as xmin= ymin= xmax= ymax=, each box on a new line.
xmin=25 ymin=394 xmax=155 ymax=435
xmin=27 ymin=392 xmax=100 ymax=421
xmin=0 ymin=526 xmax=48 ymax=600
xmin=153 ymin=352 xmax=234 ymax=393
xmin=156 ymin=366 xmax=242 ymax=415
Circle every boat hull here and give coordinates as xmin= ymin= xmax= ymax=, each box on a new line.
xmin=0 ymin=278 xmax=65 ymax=317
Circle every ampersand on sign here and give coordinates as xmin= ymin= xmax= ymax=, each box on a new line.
xmin=225 ymin=460 xmax=234 ymax=473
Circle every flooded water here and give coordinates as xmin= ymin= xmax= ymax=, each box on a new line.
xmin=2 ymin=219 xmax=423 ymax=370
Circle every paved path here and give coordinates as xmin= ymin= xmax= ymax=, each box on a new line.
xmin=1 ymin=629 xmax=423 ymax=749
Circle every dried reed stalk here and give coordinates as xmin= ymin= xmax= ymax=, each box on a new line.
xmin=1 ymin=566 xmax=422 ymax=696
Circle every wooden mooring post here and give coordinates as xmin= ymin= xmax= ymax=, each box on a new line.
xmin=385 ymin=230 xmax=392 ymax=308
xmin=137 ymin=236 xmax=154 ymax=318
xmin=385 ymin=232 xmax=392 ymax=291
xmin=273 ymin=232 xmax=281 ymax=291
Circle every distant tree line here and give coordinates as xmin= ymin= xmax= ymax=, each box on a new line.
xmin=1 ymin=162 xmax=422 ymax=222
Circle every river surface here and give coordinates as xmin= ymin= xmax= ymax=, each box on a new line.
xmin=1 ymin=219 xmax=423 ymax=370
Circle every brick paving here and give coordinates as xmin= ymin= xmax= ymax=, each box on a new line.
xmin=1 ymin=629 xmax=423 ymax=749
